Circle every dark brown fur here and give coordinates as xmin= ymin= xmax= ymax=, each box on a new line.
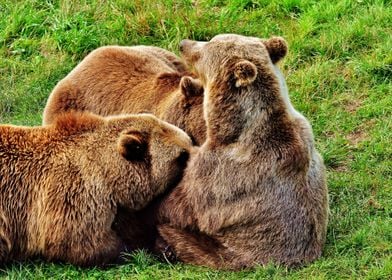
xmin=0 ymin=112 xmax=192 ymax=266
xmin=43 ymin=46 xmax=206 ymax=145
xmin=156 ymin=34 xmax=329 ymax=269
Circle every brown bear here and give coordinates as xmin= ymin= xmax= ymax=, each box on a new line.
xmin=42 ymin=45 xmax=206 ymax=145
xmin=0 ymin=112 xmax=192 ymax=267
xmin=156 ymin=34 xmax=329 ymax=269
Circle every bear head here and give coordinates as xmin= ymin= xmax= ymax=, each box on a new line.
xmin=178 ymin=34 xmax=288 ymax=144
xmin=113 ymin=113 xmax=193 ymax=208
xmin=156 ymin=73 xmax=206 ymax=145
xmin=57 ymin=112 xmax=193 ymax=210
xmin=179 ymin=34 xmax=287 ymax=84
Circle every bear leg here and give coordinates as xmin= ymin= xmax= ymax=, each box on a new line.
xmin=157 ymin=224 xmax=244 ymax=270
xmin=44 ymin=229 xmax=125 ymax=267
xmin=73 ymin=231 xmax=127 ymax=267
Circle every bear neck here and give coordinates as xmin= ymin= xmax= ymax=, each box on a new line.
xmin=204 ymin=71 xmax=295 ymax=151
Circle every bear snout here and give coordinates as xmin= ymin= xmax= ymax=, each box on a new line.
xmin=179 ymin=39 xmax=191 ymax=53
xmin=179 ymin=39 xmax=203 ymax=56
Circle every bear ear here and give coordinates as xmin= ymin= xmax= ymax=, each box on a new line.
xmin=117 ymin=130 xmax=148 ymax=161
xmin=180 ymin=76 xmax=204 ymax=99
xmin=233 ymin=60 xmax=258 ymax=88
xmin=262 ymin=36 xmax=288 ymax=64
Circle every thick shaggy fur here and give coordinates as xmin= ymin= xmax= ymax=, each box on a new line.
xmin=0 ymin=112 xmax=192 ymax=266
xmin=157 ymin=34 xmax=329 ymax=269
xmin=43 ymin=46 xmax=206 ymax=145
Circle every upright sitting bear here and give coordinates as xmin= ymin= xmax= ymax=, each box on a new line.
xmin=157 ymin=35 xmax=329 ymax=269
xmin=43 ymin=46 xmax=206 ymax=145
xmin=0 ymin=112 xmax=192 ymax=266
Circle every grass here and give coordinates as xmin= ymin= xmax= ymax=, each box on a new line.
xmin=0 ymin=0 xmax=391 ymax=279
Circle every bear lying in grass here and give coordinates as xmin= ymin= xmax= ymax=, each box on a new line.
xmin=0 ymin=112 xmax=192 ymax=267
xmin=43 ymin=46 xmax=206 ymax=145
xmin=156 ymin=35 xmax=329 ymax=269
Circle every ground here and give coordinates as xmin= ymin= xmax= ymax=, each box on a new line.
xmin=0 ymin=0 xmax=391 ymax=279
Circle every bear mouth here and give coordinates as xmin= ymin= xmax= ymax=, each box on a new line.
xmin=164 ymin=150 xmax=190 ymax=193
xmin=176 ymin=150 xmax=190 ymax=167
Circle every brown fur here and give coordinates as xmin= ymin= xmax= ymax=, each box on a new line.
xmin=43 ymin=46 xmax=206 ymax=145
xmin=156 ymin=34 xmax=329 ymax=269
xmin=0 ymin=112 xmax=192 ymax=267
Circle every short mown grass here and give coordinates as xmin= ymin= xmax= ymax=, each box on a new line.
xmin=0 ymin=0 xmax=391 ymax=279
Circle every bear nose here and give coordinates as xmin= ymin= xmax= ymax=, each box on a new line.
xmin=179 ymin=40 xmax=190 ymax=53
xmin=176 ymin=150 xmax=190 ymax=167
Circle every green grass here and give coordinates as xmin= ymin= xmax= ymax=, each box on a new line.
xmin=0 ymin=0 xmax=391 ymax=279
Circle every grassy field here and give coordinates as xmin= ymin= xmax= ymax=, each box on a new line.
xmin=0 ymin=0 xmax=391 ymax=279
